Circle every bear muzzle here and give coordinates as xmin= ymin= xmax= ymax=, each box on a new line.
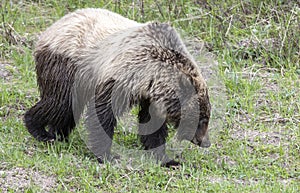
xmin=190 ymin=118 xmax=211 ymax=148
xmin=191 ymin=136 xmax=211 ymax=148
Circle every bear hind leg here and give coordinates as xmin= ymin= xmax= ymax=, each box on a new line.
xmin=48 ymin=111 xmax=76 ymax=142
xmin=24 ymin=99 xmax=55 ymax=142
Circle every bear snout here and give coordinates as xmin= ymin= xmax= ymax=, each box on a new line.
xmin=191 ymin=137 xmax=211 ymax=148
xmin=200 ymin=139 xmax=211 ymax=148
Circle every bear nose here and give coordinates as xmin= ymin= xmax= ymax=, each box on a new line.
xmin=200 ymin=140 xmax=211 ymax=148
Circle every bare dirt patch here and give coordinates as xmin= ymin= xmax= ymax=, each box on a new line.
xmin=0 ymin=62 xmax=15 ymax=81
xmin=0 ymin=167 xmax=57 ymax=192
xmin=208 ymin=176 xmax=295 ymax=186
xmin=231 ymin=129 xmax=282 ymax=146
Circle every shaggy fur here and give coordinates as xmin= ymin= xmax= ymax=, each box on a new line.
xmin=25 ymin=8 xmax=139 ymax=141
xmin=24 ymin=8 xmax=211 ymax=166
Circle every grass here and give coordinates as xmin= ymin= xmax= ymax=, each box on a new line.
xmin=0 ymin=0 xmax=299 ymax=192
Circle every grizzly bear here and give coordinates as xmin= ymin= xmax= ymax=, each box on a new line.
xmin=24 ymin=8 xmax=211 ymax=166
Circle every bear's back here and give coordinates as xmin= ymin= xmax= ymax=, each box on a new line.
xmin=82 ymin=22 xmax=205 ymax=94
xmin=35 ymin=8 xmax=140 ymax=58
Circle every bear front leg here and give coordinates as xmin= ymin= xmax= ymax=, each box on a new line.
xmin=86 ymin=97 xmax=117 ymax=164
xmin=138 ymin=99 xmax=180 ymax=167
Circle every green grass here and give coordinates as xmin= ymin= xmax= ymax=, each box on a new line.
xmin=1 ymin=0 xmax=299 ymax=192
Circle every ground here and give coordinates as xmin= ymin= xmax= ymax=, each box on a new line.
xmin=0 ymin=0 xmax=299 ymax=192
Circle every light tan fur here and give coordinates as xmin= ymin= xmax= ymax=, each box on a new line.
xmin=36 ymin=8 xmax=141 ymax=58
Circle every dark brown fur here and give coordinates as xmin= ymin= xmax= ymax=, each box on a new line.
xmin=25 ymin=46 xmax=78 ymax=141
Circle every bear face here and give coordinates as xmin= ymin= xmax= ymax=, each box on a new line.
xmin=174 ymin=91 xmax=211 ymax=148
xmin=192 ymin=90 xmax=211 ymax=148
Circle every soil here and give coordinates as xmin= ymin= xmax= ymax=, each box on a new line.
xmin=0 ymin=167 xmax=57 ymax=192
xmin=0 ymin=62 xmax=13 ymax=81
